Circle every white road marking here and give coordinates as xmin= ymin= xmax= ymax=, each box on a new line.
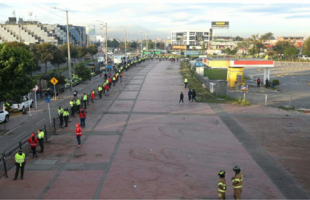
xmin=36 ymin=118 xmax=46 ymax=125
xmin=4 ymin=125 xmax=21 ymax=136
xmin=13 ymin=131 xmax=26 ymax=140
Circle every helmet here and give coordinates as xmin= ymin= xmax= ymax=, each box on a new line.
xmin=218 ymin=170 xmax=226 ymax=177
xmin=233 ymin=166 xmax=241 ymax=173
xmin=31 ymin=133 xmax=35 ymax=137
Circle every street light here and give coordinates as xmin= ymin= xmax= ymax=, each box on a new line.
xmin=52 ymin=7 xmax=72 ymax=91
xmin=119 ymin=26 xmax=127 ymax=54
xmin=97 ymin=21 xmax=108 ymax=67
xmin=140 ymin=31 xmax=143 ymax=57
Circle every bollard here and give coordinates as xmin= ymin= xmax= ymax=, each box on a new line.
xmin=53 ymin=118 xmax=56 ymax=134
xmin=265 ymin=94 xmax=267 ymax=106
xmin=2 ymin=153 xmax=8 ymax=178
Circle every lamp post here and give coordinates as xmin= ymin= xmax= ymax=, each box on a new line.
xmin=52 ymin=7 xmax=72 ymax=91
xmin=140 ymin=31 xmax=143 ymax=57
xmin=97 ymin=21 xmax=108 ymax=67
xmin=120 ymin=27 xmax=127 ymax=54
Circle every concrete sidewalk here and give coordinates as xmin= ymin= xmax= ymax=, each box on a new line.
xmin=0 ymin=60 xmax=309 ymax=199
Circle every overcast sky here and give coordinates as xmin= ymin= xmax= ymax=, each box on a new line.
xmin=1 ymin=0 xmax=310 ymax=40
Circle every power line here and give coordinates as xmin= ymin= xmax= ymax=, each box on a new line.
xmin=32 ymin=3 xmax=64 ymax=18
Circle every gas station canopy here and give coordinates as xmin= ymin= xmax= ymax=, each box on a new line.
xmin=202 ymin=58 xmax=274 ymax=68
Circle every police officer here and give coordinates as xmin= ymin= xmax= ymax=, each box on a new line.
xmin=218 ymin=170 xmax=227 ymax=199
xmin=231 ymin=166 xmax=243 ymax=200
xmin=112 ymin=76 xmax=116 ymax=86
xmin=4 ymin=101 xmax=11 ymax=112
xmin=83 ymin=93 xmax=87 ymax=109
xmin=63 ymin=108 xmax=69 ymax=127
xmin=14 ymin=149 xmax=26 ymax=180
xmin=184 ymin=78 xmax=188 ymax=88
xmin=98 ymin=85 xmax=103 ymax=98
xmin=70 ymin=99 xmax=75 ymax=116
xmin=76 ymin=98 xmax=81 ymax=113
xmin=37 ymin=129 xmax=45 ymax=153
xmin=58 ymin=106 xmax=64 ymax=127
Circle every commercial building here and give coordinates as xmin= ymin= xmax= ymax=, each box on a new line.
xmin=171 ymin=29 xmax=213 ymax=49
xmin=277 ymin=36 xmax=304 ymax=48
xmin=0 ymin=17 xmax=87 ymax=46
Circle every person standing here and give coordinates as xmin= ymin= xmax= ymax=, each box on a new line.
xmin=63 ymin=108 xmax=69 ymax=127
xmin=112 ymin=76 xmax=116 ymax=86
xmin=104 ymin=72 xmax=107 ymax=80
xmin=76 ymin=98 xmax=81 ymax=114
xmin=14 ymin=149 xmax=26 ymax=180
xmin=218 ymin=170 xmax=227 ymax=199
xmin=27 ymin=133 xmax=38 ymax=158
xmin=265 ymin=78 xmax=269 ymax=88
xmin=192 ymin=88 xmax=196 ymax=102
xmin=120 ymin=72 xmax=123 ymax=83
xmin=179 ymin=92 xmax=184 ymax=103
xmin=70 ymin=99 xmax=75 ymax=116
xmin=73 ymin=89 xmax=78 ymax=98
xmin=109 ymin=77 xmax=112 ymax=88
xmin=37 ymin=129 xmax=45 ymax=153
xmin=79 ymin=108 xmax=86 ymax=127
xmin=184 ymin=78 xmax=188 ymax=88
xmin=75 ymin=124 xmax=82 ymax=147
xmin=83 ymin=93 xmax=87 ymax=109
xmin=257 ymin=77 xmax=261 ymax=87
xmin=98 ymin=85 xmax=103 ymax=98
xmin=104 ymin=84 xmax=109 ymax=96
xmin=58 ymin=106 xmax=64 ymax=127
xmin=231 ymin=166 xmax=243 ymax=200
xmin=188 ymin=89 xmax=192 ymax=101
xmin=91 ymin=90 xmax=95 ymax=103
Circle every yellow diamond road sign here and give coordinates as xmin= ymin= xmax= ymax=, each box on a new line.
xmin=50 ymin=77 xmax=58 ymax=85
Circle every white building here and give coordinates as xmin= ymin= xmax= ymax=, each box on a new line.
xmin=171 ymin=29 xmax=213 ymax=47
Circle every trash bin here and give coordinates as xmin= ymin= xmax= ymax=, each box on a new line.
xmin=270 ymin=83 xmax=274 ymax=88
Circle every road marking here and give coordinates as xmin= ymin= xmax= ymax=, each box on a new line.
xmin=13 ymin=131 xmax=26 ymax=140
xmin=36 ymin=118 xmax=46 ymax=125
xmin=4 ymin=125 xmax=21 ymax=136
xmin=261 ymin=90 xmax=265 ymax=93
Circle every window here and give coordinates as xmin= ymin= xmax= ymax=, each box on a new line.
xmin=196 ymin=32 xmax=203 ymax=36
xmin=190 ymin=41 xmax=195 ymax=45
xmin=189 ymin=36 xmax=195 ymax=40
xmin=204 ymin=32 xmax=209 ymax=35
xmin=190 ymin=32 xmax=195 ymax=35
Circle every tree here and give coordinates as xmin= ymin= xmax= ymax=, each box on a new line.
xmin=260 ymin=32 xmax=275 ymax=41
xmin=59 ymin=43 xmax=78 ymax=63
xmin=284 ymin=46 xmax=299 ymax=59
xmin=76 ymin=46 xmax=87 ymax=61
xmin=74 ymin=63 xmax=91 ymax=82
xmin=130 ymin=41 xmax=137 ymax=49
xmin=235 ymin=36 xmax=244 ymax=41
xmin=107 ymin=39 xmax=120 ymax=48
xmin=248 ymin=34 xmax=263 ymax=56
xmin=0 ymin=43 xmax=37 ymax=102
xmin=273 ymin=41 xmax=292 ymax=55
xmin=225 ymin=48 xmax=231 ymax=54
xmin=87 ymin=44 xmax=98 ymax=59
xmin=237 ymin=41 xmax=250 ymax=54
xmin=36 ymin=43 xmax=57 ymax=73
xmin=302 ymin=37 xmax=310 ymax=57
xmin=50 ymin=48 xmax=66 ymax=71
xmin=159 ymin=42 xmax=165 ymax=49
xmin=47 ymin=70 xmax=66 ymax=86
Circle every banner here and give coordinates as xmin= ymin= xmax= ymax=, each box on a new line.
xmin=211 ymin=21 xmax=229 ymax=29
xmin=172 ymin=45 xmax=186 ymax=50
xmin=186 ymin=50 xmax=199 ymax=55
xmin=88 ymin=25 xmax=95 ymax=35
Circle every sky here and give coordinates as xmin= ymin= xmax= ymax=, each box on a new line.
xmin=1 ymin=0 xmax=310 ymax=40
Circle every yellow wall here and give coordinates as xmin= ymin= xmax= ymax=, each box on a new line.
xmin=209 ymin=60 xmax=231 ymax=68
xmin=227 ymin=67 xmax=244 ymax=87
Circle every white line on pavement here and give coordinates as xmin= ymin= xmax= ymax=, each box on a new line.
xmin=36 ymin=118 xmax=46 ymax=125
xmin=4 ymin=125 xmax=21 ymax=136
xmin=13 ymin=131 xmax=26 ymax=140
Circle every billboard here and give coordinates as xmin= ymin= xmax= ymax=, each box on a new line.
xmin=88 ymin=25 xmax=95 ymax=35
xmin=172 ymin=45 xmax=186 ymax=50
xmin=186 ymin=50 xmax=199 ymax=55
xmin=211 ymin=21 xmax=229 ymax=29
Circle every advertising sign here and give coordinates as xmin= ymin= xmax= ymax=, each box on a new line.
xmin=195 ymin=62 xmax=205 ymax=67
xmin=186 ymin=50 xmax=199 ymax=55
xmin=211 ymin=21 xmax=229 ymax=28
xmin=172 ymin=45 xmax=186 ymax=50
xmin=88 ymin=25 xmax=95 ymax=35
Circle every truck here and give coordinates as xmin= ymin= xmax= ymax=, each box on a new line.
xmin=0 ymin=110 xmax=9 ymax=123
xmin=3 ymin=96 xmax=33 ymax=114
xmin=300 ymin=55 xmax=310 ymax=60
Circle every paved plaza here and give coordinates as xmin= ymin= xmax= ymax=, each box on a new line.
xmin=0 ymin=60 xmax=309 ymax=199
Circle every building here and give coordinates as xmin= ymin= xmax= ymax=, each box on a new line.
xmin=171 ymin=29 xmax=213 ymax=49
xmin=0 ymin=17 xmax=87 ymax=46
xmin=209 ymin=36 xmax=236 ymax=50
xmin=277 ymin=36 xmax=304 ymax=48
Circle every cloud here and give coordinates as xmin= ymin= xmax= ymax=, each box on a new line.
xmin=285 ymin=14 xmax=310 ymax=19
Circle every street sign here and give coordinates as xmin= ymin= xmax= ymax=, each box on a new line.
xmin=45 ymin=98 xmax=50 ymax=103
xmin=32 ymin=85 xmax=39 ymax=92
xmin=50 ymin=77 xmax=58 ymax=85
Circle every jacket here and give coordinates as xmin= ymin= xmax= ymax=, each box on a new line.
xmin=28 ymin=137 xmax=38 ymax=147
xmin=180 ymin=94 xmax=184 ymax=99
xmin=91 ymin=92 xmax=95 ymax=99
xmin=188 ymin=91 xmax=192 ymax=96
xmin=79 ymin=110 xmax=86 ymax=118
xmin=75 ymin=125 xmax=82 ymax=136
xmin=109 ymin=78 xmax=112 ymax=83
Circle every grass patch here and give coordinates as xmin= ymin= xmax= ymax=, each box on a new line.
xmin=179 ymin=61 xmax=235 ymax=104
xmin=204 ymin=68 xmax=227 ymax=80
xmin=278 ymin=106 xmax=295 ymax=111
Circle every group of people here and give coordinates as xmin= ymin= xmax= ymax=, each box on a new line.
xmin=256 ymin=77 xmax=270 ymax=88
xmin=218 ymin=166 xmax=243 ymax=199
xmin=179 ymin=88 xmax=197 ymax=103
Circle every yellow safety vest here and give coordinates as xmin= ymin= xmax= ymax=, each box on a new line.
xmin=15 ymin=153 xmax=25 ymax=166
xmin=70 ymin=101 xmax=74 ymax=107
xmin=83 ymin=95 xmax=87 ymax=101
xmin=184 ymin=78 xmax=188 ymax=83
xmin=38 ymin=131 xmax=45 ymax=139
xmin=98 ymin=86 xmax=102 ymax=91
xmin=113 ymin=77 xmax=116 ymax=81
xmin=76 ymin=99 xmax=80 ymax=105
xmin=58 ymin=108 xmax=64 ymax=116
xmin=105 ymin=80 xmax=109 ymax=84
xmin=218 ymin=178 xmax=227 ymax=193
xmin=63 ymin=111 xmax=69 ymax=116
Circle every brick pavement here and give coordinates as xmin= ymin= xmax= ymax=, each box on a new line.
xmin=0 ymin=60 xmax=309 ymax=199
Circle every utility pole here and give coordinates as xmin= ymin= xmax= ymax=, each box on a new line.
xmin=66 ymin=10 xmax=72 ymax=91
xmin=146 ymin=31 xmax=148 ymax=51
xmin=141 ymin=31 xmax=143 ymax=57
xmin=125 ymin=28 xmax=127 ymax=54
xmin=105 ymin=22 xmax=108 ymax=66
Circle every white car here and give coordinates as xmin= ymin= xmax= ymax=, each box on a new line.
xmin=8 ymin=97 xmax=33 ymax=113
xmin=0 ymin=110 xmax=9 ymax=123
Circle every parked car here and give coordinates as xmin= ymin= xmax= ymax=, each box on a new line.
xmin=0 ymin=110 xmax=9 ymax=123
xmin=4 ymin=96 xmax=33 ymax=113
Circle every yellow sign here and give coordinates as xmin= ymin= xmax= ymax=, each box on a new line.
xmin=50 ymin=77 xmax=58 ymax=85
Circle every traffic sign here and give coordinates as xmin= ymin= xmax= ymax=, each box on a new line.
xmin=50 ymin=77 xmax=58 ymax=85
xmin=45 ymin=98 xmax=50 ymax=103
xmin=32 ymin=85 xmax=39 ymax=92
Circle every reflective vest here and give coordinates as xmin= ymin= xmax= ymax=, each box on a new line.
xmin=70 ymin=101 xmax=74 ymax=107
xmin=83 ymin=94 xmax=87 ymax=101
xmin=105 ymin=80 xmax=109 ymax=84
xmin=232 ymin=173 xmax=243 ymax=189
xmin=38 ymin=131 xmax=45 ymax=139
xmin=15 ymin=153 xmax=25 ymax=166
xmin=76 ymin=99 xmax=81 ymax=105
xmin=116 ymin=73 xmax=119 ymax=77
xmin=63 ymin=111 xmax=69 ymax=117
xmin=58 ymin=108 xmax=64 ymax=116
xmin=98 ymin=86 xmax=103 ymax=91
xmin=218 ymin=178 xmax=227 ymax=193
xmin=112 ymin=77 xmax=116 ymax=81
xmin=184 ymin=78 xmax=188 ymax=83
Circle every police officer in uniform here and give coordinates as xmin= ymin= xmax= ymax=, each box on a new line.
xmin=14 ymin=149 xmax=26 ymax=180
xmin=63 ymin=108 xmax=69 ymax=127
xmin=83 ymin=93 xmax=87 ymax=109
xmin=76 ymin=98 xmax=81 ymax=114
xmin=37 ymin=129 xmax=45 ymax=153
xmin=58 ymin=106 xmax=64 ymax=127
